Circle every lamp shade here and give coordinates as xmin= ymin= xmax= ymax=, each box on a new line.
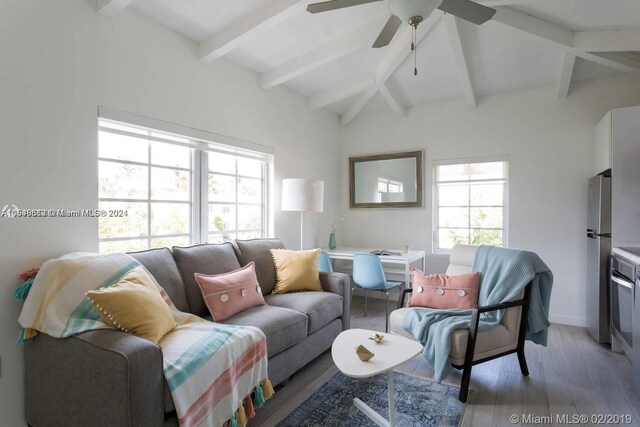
xmin=281 ymin=179 xmax=324 ymax=213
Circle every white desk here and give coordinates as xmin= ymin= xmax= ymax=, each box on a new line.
xmin=325 ymin=247 xmax=426 ymax=287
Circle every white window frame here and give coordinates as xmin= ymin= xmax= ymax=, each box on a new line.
xmin=377 ymin=176 xmax=404 ymax=193
xmin=432 ymin=156 xmax=509 ymax=254
xmin=98 ymin=107 xmax=274 ymax=252
xmin=98 ymin=125 xmax=196 ymax=249
xmin=201 ymin=147 xmax=270 ymax=244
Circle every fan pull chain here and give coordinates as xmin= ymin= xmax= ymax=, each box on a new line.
xmin=411 ymin=27 xmax=415 ymax=51
xmin=413 ymin=26 xmax=418 ymax=76
xmin=408 ymin=16 xmax=423 ymax=76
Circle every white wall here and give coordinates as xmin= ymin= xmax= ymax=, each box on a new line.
xmin=0 ymin=1 xmax=341 ymax=425
xmin=341 ymin=75 xmax=640 ymax=325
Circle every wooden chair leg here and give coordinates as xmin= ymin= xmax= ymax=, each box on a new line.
xmin=517 ymin=346 xmax=529 ymax=376
xmin=459 ymin=363 xmax=472 ymax=403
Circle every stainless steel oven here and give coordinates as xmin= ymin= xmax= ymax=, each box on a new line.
xmin=611 ymin=249 xmax=636 ymax=356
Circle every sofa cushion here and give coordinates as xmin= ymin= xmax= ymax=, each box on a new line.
xmin=162 ymin=304 xmax=310 ymax=413
xmin=407 ymin=270 xmax=480 ymax=309
xmin=265 ymin=292 xmax=342 ymax=334
xmin=221 ymin=305 xmax=308 ymax=357
xmin=195 ymin=262 xmax=266 ymax=322
xmin=234 ymin=239 xmax=286 ymax=295
xmin=128 ymin=248 xmax=189 ymax=312
xmin=172 ymin=243 xmax=242 ymax=317
xmin=86 ymin=265 xmax=176 ymax=344
xmin=270 ymin=249 xmax=323 ymax=294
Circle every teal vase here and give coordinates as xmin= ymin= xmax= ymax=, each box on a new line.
xmin=328 ymin=233 xmax=337 ymax=250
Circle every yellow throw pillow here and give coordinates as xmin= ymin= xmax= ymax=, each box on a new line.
xmin=86 ymin=266 xmax=176 ymax=343
xmin=270 ymin=248 xmax=322 ymax=294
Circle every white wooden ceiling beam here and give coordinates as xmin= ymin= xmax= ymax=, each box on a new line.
xmin=307 ymin=74 xmax=376 ymax=111
xmin=491 ymin=6 xmax=640 ymax=73
xmin=260 ymin=16 xmax=384 ymax=90
xmin=199 ymin=0 xmax=304 ymax=63
xmin=379 ymin=83 xmax=406 ymax=116
xmin=328 ymin=14 xmax=440 ymax=124
xmin=444 ymin=15 xmax=476 ymax=108
xmin=585 ymin=52 xmax=640 ymax=73
xmin=478 ymin=0 xmax=550 ymax=5
xmin=341 ymin=86 xmax=379 ymax=126
xmin=96 ymin=0 xmax=132 ymax=18
xmin=555 ymin=52 xmax=575 ymax=99
xmin=574 ymin=29 xmax=640 ymax=53
xmin=491 ymin=6 xmax=574 ymax=47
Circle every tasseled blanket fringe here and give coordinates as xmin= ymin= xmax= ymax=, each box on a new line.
xmin=17 ymin=327 xmax=38 ymax=344
xmin=15 ymin=268 xmax=40 ymax=343
xmin=223 ymin=379 xmax=274 ymax=427
xmin=14 ymin=268 xmax=38 ymax=301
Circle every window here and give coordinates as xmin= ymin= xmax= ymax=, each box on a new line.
xmin=98 ymin=120 xmax=270 ymax=253
xmin=434 ymin=160 xmax=508 ymax=252
xmin=207 ymin=151 xmax=265 ymax=243
xmin=378 ymin=177 xmax=403 ymax=195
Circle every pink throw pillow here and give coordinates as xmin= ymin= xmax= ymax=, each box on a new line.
xmin=195 ymin=262 xmax=266 ymax=322
xmin=407 ymin=269 xmax=480 ymax=309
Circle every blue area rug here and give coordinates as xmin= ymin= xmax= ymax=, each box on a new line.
xmin=279 ymin=371 xmax=464 ymax=427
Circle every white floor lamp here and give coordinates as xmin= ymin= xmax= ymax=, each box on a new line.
xmin=281 ymin=179 xmax=324 ymax=250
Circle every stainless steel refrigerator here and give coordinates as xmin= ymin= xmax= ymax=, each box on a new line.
xmin=587 ymin=174 xmax=612 ymax=343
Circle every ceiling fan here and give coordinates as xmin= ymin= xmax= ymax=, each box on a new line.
xmin=306 ymin=0 xmax=496 ymax=49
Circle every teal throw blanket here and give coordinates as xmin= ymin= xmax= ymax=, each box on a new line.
xmin=401 ymin=245 xmax=553 ymax=382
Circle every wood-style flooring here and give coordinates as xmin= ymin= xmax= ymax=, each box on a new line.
xmin=249 ymin=296 xmax=640 ymax=427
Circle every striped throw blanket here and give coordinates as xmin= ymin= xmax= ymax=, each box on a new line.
xmin=17 ymin=252 xmax=271 ymax=427
xmin=402 ymin=245 xmax=553 ymax=382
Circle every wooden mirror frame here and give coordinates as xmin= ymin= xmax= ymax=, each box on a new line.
xmin=349 ymin=150 xmax=423 ymax=208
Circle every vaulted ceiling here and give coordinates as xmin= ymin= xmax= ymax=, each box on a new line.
xmin=96 ymin=0 xmax=640 ymax=125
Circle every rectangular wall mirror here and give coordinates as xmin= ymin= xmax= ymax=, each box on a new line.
xmin=349 ymin=150 xmax=423 ymax=208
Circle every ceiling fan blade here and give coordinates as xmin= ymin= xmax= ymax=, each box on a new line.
xmin=437 ymin=0 xmax=496 ymax=25
xmin=307 ymin=0 xmax=384 ymax=14
xmin=372 ymin=15 xmax=402 ymax=48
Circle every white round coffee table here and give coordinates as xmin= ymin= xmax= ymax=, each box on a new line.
xmin=331 ymin=328 xmax=423 ymax=427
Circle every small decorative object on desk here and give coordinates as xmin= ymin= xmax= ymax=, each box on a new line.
xmin=355 ymin=344 xmax=374 ymax=361
xmin=369 ymin=332 xmax=384 ymax=343
xmin=401 ymin=244 xmax=411 ymax=254
xmin=328 ymin=218 xmax=343 ymax=250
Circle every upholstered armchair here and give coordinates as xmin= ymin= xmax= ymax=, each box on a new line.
xmin=389 ymin=244 xmax=532 ymax=402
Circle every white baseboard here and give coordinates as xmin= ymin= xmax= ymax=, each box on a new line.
xmin=549 ymin=313 xmax=587 ymax=327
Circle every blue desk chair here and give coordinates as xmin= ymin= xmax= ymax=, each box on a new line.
xmin=352 ymin=252 xmax=402 ymax=332
xmin=318 ymin=251 xmax=333 ymax=273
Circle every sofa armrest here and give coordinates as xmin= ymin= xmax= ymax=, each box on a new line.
xmin=320 ymin=271 xmax=351 ymax=330
xmin=25 ymin=329 xmax=164 ymax=427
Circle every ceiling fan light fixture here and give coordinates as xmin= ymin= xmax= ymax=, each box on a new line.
xmin=388 ymin=0 xmax=442 ymax=23
xmin=407 ymin=15 xmax=423 ymax=28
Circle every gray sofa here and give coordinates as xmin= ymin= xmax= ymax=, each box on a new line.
xmin=24 ymin=238 xmax=351 ymax=427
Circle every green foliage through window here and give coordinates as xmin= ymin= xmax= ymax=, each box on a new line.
xmin=435 ymin=161 xmax=507 ymax=251
xmin=98 ymin=120 xmax=268 ymax=252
